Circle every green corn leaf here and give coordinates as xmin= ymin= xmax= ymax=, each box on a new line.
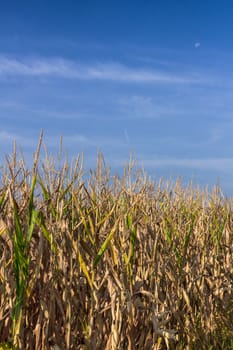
xmin=12 ymin=199 xmax=29 ymax=340
xmin=13 ymin=201 xmax=24 ymax=251
xmin=94 ymin=218 xmax=120 ymax=267
xmin=164 ymin=226 xmax=172 ymax=246
xmin=38 ymin=176 xmax=50 ymax=201
xmin=129 ymin=226 xmax=137 ymax=265
xmin=27 ymin=209 xmax=39 ymax=244
xmin=126 ymin=213 xmax=132 ymax=230
xmin=28 ymin=175 xmax=37 ymax=226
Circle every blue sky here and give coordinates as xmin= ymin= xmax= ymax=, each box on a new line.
xmin=1 ymin=1 xmax=233 ymax=193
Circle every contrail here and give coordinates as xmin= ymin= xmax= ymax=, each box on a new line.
xmin=124 ymin=129 xmax=130 ymax=145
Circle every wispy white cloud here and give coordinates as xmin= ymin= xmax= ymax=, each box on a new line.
xmin=118 ymin=95 xmax=178 ymax=119
xmin=61 ymin=134 xmax=95 ymax=146
xmin=0 ymin=99 xmax=88 ymax=120
xmin=102 ymin=156 xmax=233 ymax=176
xmin=0 ymin=55 xmax=205 ymax=84
xmin=0 ymin=127 xmax=132 ymax=154
xmin=0 ymin=56 xmax=76 ymax=78
xmin=0 ymin=130 xmax=18 ymax=142
xmin=0 ymin=130 xmax=97 ymax=152
xmin=0 ymin=130 xmax=40 ymax=148
xmin=139 ymin=157 xmax=233 ymax=172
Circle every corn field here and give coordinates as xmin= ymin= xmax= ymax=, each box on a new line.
xmin=0 ymin=136 xmax=233 ymax=349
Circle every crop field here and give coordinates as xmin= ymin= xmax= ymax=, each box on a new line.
xmin=0 ymin=136 xmax=233 ymax=349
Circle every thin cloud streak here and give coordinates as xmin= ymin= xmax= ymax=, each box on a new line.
xmin=0 ymin=130 xmax=37 ymax=148
xmin=0 ymin=100 xmax=89 ymax=120
xmin=104 ymin=156 xmax=233 ymax=174
xmin=140 ymin=157 xmax=233 ymax=171
xmin=0 ymin=130 xmax=97 ymax=148
xmin=118 ymin=95 xmax=179 ymax=119
xmin=0 ymin=130 xmax=124 ymax=151
xmin=0 ymin=56 xmax=205 ymax=84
